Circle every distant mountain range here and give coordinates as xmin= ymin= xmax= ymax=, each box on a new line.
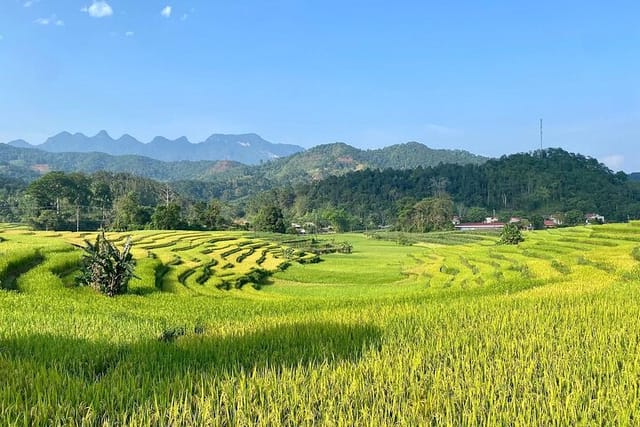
xmin=6 ymin=131 xmax=304 ymax=165
xmin=630 ymin=173 xmax=640 ymax=182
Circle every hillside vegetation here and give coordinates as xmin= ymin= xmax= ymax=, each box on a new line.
xmin=291 ymin=148 xmax=640 ymax=225
xmin=0 ymin=140 xmax=485 ymax=185
xmin=2 ymin=148 xmax=639 ymax=232
xmin=0 ymin=143 xmax=246 ymax=182
xmin=250 ymin=141 xmax=487 ymax=183
xmin=1 ymin=223 xmax=640 ymax=424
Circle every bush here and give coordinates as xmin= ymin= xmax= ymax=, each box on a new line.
xmin=339 ymin=241 xmax=353 ymax=254
xmin=158 ymin=326 xmax=185 ymax=343
xmin=564 ymin=209 xmax=584 ymax=227
xmin=530 ymin=215 xmax=545 ymax=230
xmin=439 ymin=265 xmax=460 ymax=275
xmin=76 ymin=232 xmax=135 ymax=297
xmin=499 ymin=223 xmax=524 ymax=245
xmin=550 ymin=260 xmax=571 ymax=275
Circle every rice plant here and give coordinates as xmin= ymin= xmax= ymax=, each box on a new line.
xmin=1 ymin=223 xmax=640 ymax=425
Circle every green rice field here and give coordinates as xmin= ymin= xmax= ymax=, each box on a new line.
xmin=2 ymin=222 xmax=640 ymax=425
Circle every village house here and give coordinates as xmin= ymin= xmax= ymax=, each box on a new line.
xmin=290 ymin=223 xmax=306 ymax=234
xmin=585 ymin=213 xmax=605 ymax=224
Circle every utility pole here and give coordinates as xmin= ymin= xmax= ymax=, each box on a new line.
xmin=75 ymin=197 xmax=80 ymax=232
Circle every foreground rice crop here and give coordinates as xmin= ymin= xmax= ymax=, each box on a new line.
xmin=1 ymin=223 xmax=640 ymax=425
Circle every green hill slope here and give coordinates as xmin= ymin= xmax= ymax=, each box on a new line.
xmin=253 ymin=141 xmax=488 ymax=183
xmin=1 ymin=140 xmax=486 ymax=184
xmin=294 ymin=148 xmax=640 ymax=223
xmin=0 ymin=143 xmax=246 ymax=182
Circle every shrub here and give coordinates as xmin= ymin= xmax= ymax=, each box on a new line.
xmin=158 ymin=326 xmax=185 ymax=343
xmin=339 ymin=241 xmax=353 ymax=254
xmin=439 ymin=265 xmax=460 ymax=275
xmin=530 ymin=215 xmax=545 ymax=230
xmin=499 ymin=223 xmax=524 ymax=245
xmin=76 ymin=232 xmax=135 ymax=297
xmin=550 ymin=260 xmax=571 ymax=275
xmin=622 ymin=265 xmax=640 ymax=282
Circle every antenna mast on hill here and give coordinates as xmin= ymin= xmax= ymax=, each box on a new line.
xmin=539 ymin=118 xmax=543 ymax=152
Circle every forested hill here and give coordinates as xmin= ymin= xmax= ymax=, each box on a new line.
xmin=630 ymin=173 xmax=640 ymax=182
xmin=167 ymin=142 xmax=488 ymax=202
xmin=0 ymin=140 xmax=487 ymax=188
xmin=249 ymin=141 xmax=488 ymax=183
xmin=0 ymin=143 xmax=246 ymax=182
xmin=290 ymin=148 xmax=640 ymax=224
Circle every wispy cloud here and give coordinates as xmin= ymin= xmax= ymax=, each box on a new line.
xmin=81 ymin=1 xmax=113 ymax=18
xmin=125 ymin=31 xmax=134 ymax=37
xmin=23 ymin=0 xmax=40 ymax=7
xmin=603 ymin=155 xmax=625 ymax=171
xmin=161 ymin=6 xmax=172 ymax=18
xmin=0 ymin=34 xmax=4 ymax=41
xmin=34 ymin=15 xmax=64 ymax=26
xmin=181 ymin=8 xmax=195 ymax=21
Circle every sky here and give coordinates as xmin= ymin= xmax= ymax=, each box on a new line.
xmin=0 ymin=1 xmax=639 ymax=171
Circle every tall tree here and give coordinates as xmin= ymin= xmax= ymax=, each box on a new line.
xmin=113 ymin=193 xmax=150 ymax=231
xmin=152 ymin=203 xmax=184 ymax=230
xmin=399 ymin=195 xmax=454 ymax=232
xmin=564 ymin=210 xmax=584 ymax=226
xmin=188 ymin=199 xmax=226 ymax=230
xmin=254 ymin=205 xmax=286 ymax=233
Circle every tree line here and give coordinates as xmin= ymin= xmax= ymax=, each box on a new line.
xmin=0 ymin=171 xmax=228 ymax=232
xmin=1 ymin=148 xmax=639 ymax=233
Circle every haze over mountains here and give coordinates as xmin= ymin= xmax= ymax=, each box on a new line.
xmin=7 ymin=131 xmax=304 ymax=165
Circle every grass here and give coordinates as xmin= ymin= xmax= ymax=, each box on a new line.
xmin=1 ymin=223 xmax=640 ymax=424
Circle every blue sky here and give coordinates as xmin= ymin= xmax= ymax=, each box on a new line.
xmin=1 ymin=1 xmax=639 ymax=171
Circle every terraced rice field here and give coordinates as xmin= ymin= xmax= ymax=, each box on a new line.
xmin=2 ymin=223 xmax=640 ymax=425
xmin=0 ymin=228 xmax=307 ymax=295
